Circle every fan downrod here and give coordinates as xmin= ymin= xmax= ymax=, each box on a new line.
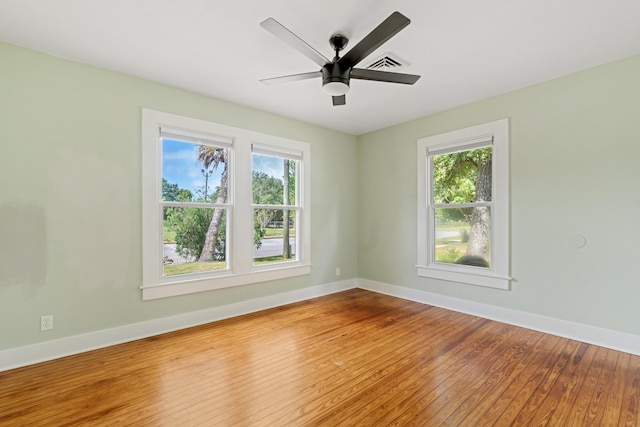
xmin=329 ymin=34 xmax=348 ymax=58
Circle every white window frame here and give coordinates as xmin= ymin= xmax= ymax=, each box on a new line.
xmin=251 ymin=144 xmax=302 ymax=270
xmin=417 ymin=119 xmax=510 ymax=289
xmin=142 ymin=109 xmax=311 ymax=300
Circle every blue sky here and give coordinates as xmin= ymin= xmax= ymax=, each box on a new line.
xmin=162 ymin=139 xmax=286 ymax=196
xmin=162 ymin=139 xmax=222 ymax=197
xmin=252 ymin=154 xmax=286 ymax=182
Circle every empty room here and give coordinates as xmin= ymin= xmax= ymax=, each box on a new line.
xmin=1 ymin=1 xmax=639 ymax=425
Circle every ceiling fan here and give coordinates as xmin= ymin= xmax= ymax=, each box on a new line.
xmin=259 ymin=11 xmax=421 ymax=106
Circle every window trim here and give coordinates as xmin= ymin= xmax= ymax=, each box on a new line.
xmin=416 ymin=119 xmax=510 ymax=289
xmin=142 ymin=109 xmax=311 ymax=300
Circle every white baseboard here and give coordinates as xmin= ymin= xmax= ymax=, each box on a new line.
xmin=0 ymin=279 xmax=357 ymax=372
xmin=3 ymin=277 xmax=638 ymax=372
xmin=358 ymin=278 xmax=640 ymax=356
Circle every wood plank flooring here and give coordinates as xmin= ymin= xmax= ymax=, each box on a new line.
xmin=1 ymin=289 xmax=638 ymax=426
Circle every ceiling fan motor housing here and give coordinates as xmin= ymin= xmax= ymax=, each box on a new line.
xmin=322 ymin=62 xmax=350 ymax=89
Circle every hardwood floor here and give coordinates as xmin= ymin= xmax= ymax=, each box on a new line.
xmin=1 ymin=289 xmax=638 ymax=426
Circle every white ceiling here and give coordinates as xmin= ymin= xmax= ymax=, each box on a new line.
xmin=2 ymin=1 xmax=640 ymax=135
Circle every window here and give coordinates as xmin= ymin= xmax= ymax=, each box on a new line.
xmin=251 ymin=144 xmax=301 ymax=266
xmin=160 ymin=130 xmax=232 ymax=276
xmin=142 ymin=109 xmax=311 ymax=300
xmin=417 ymin=119 xmax=510 ymax=289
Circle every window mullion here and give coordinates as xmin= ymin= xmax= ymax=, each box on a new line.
xmin=233 ymin=137 xmax=253 ymax=274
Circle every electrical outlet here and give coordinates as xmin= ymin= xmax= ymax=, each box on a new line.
xmin=41 ymin=315 xmax=54 ymax=331
xmin=335 ymin=267 xmax=341 ymax=276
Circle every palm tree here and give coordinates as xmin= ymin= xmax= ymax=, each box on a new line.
xmin=196 ymin=145 xmax=228 ymax=262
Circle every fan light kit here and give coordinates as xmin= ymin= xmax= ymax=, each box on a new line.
xmin=323 ymin=81 xmax=349 ymax=96
xmin=260 ymin=12 xmax=420 ymax=106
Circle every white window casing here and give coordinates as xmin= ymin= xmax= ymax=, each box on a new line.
xmin=416 ymin=119 xmax=510 ymax=289
xmin=142 ymin=109 xmax=311 ymax=300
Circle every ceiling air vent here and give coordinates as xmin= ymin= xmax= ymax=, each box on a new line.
xmin=364 ymin=52 xmax=408 ymax=70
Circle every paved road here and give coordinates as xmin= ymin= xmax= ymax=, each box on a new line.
xmin=436 ymin=230 xmax=461 ymax=239
xmin=163 ymin=238 xmax=295 ymax=265
xmin=165 ymin=232 xmax=457 ymax=265
xmin=256 ymin=238 xmax=296 ymax=258
xmin=163 ymin=244 xmax=192 ymax=265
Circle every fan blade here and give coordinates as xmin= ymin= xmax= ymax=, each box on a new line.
xmin=332 ymin=95 xmax=346 ymax=106
xmin=339 ymin=12 xmax=410 ymax=68
xmin=351 ymin=68 xmax=420 ymax=84
xmin=260 ymin=18 xmax=330 ymax=67
xmin=260 ymin=71 xmax=322 ymax=85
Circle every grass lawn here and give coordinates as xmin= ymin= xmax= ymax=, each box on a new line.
xmin=435 ymin=242 xmax=467 ymax=263
xmin=163 ymin=226 xmax=176 ymax=244
xmin=163 ymin=255 xmax=295 ymax=275
xmin=253 ymin=255 xmax=295 ymax=265
xmin=163 ymin=261 xmax=225 ymax=275
xmin=262 ymin=228 xmax=295 ymax=238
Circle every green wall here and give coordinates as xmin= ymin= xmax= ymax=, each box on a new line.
xmin=2 ymin=39 xmax=639 ymax=353
xmin=358 ymin=54 xmax=640 ymax=335
xmin=0 ymin=42 xmax=359 ymax=350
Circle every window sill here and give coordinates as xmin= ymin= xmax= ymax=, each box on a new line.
xmin=142 ymin=264 xmax=312 ymax=300
xmin=416 ymin=265 xmax=510 ymax=290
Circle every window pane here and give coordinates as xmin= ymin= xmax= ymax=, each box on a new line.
xmin=252 ymin=153 xmax=296 ymax=206
xmin=434 ymin=207 xmax=491 ymax=268
xmin=254 ymin=209 xmax=296 ymax=265
xmin=162 ymin=139 xmax=228 ymax=203
xmin=432 ymin=147 xmax=492 ymax=204
xmin=163 ymin=207 xmax=228 ymax=276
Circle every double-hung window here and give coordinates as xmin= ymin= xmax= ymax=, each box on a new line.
xmin=142 ymin=109 xmax=311 ymax=300
xmin=417 ymin=119 xmax=510 ymax=289
xmin=160 ymin=128 xmax=232 ymax=275
xmin=251 ymin=144 xmax=302 ymax=266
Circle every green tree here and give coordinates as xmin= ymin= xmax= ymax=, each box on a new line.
xmin=252 ymin=170 xmax=283 ymax=228
xmin=433 ymin=147 xmax=492 ymax=259
xmin=162 ymin=178 xmax=180 ymax=201
xmin=166 ymin=206 xmax=214 ymax=261
xmin=162 ymin=180 xmax=192 ymax=220
xmin=288 ymin=161 xmax=296 ymax=204
xmin=196 ymin=146 xmax=228 ymax=262
xmin=253 ymin=216 xmax=265 ymax=250
xmin=283 ymin=159 xmax=291 ymax=259
xmin=163 ymin=182 xmax=206 ymax=260
xmin=195 ymin=146 xmax=265 ymax=262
